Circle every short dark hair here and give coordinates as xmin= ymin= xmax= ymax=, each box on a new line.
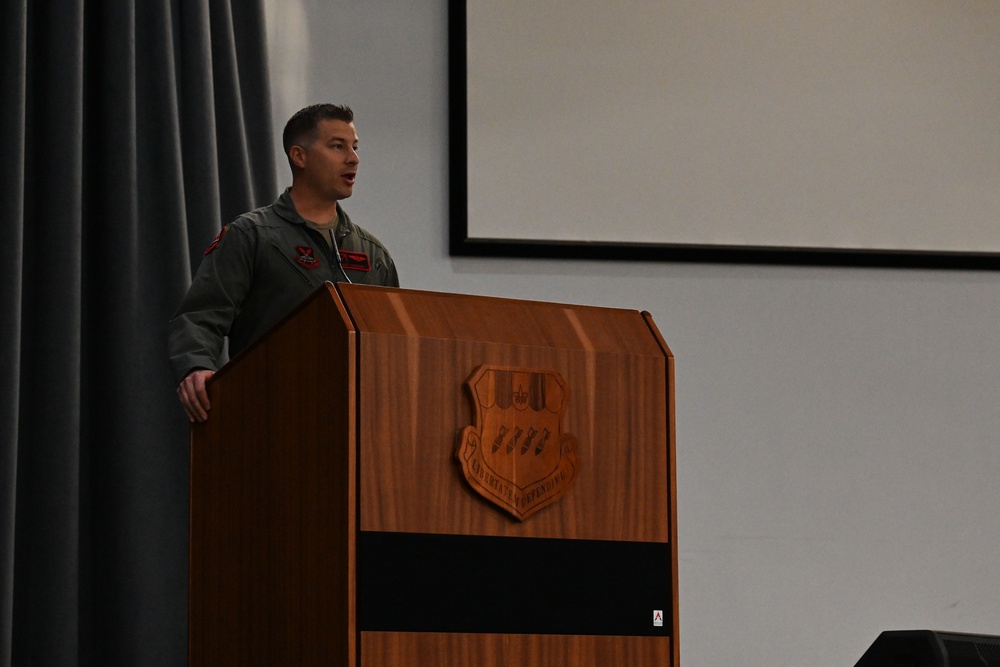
xmin=282 ymin=103 xmax=355 ymax=165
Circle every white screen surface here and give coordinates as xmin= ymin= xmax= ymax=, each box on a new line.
xmin=464 ymin=1 xmax=1000 ymax=253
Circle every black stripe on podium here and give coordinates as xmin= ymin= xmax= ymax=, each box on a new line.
xmin=357 ymin=531 xmax=671 ymax=637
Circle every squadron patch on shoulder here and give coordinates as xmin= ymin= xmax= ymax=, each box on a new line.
xmin=203 ymin=226 xmax=228 ymax=254
xmin=295 ymin=245 xmax=320 ymax=270
xmin=338 ymin=250 xmax=371 ymax=272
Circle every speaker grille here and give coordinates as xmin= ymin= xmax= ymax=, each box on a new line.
xmin=856 ymin=630 xmax=1000 ymax=667
xmin=942 ymin=636 xmax=1000 ymax=666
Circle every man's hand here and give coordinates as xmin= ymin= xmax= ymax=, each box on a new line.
xmin=177 ymin=370 xmax=215 ymax=422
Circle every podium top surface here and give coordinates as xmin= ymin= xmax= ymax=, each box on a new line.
xmin=337 ymin=283 xmax=669 ymax=358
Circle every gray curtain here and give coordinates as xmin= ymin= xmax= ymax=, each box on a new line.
xmin=0 ymin=0 xmax=276 ymax=664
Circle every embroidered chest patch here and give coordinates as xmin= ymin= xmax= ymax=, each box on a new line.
xmin=339 ymin=250 xmax=371 ymax=272
xmin=295 ymin=246 xmax=320 ymax=270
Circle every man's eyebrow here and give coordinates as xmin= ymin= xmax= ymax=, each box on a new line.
xmin=326 ymin=133 xmax=358 ymax=144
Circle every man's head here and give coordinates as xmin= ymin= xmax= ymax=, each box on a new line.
xmin=282 ymin=103 xmax=355 ymax=169
xmin=283 ymin=104 xmax=360 ymax=202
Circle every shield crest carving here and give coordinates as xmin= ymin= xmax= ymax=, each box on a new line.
xmin=457 ymin=365 xmax=579 ymax=521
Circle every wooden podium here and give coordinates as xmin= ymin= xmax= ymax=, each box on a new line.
xmin=189 ymin=283 xmax=678 ymax=666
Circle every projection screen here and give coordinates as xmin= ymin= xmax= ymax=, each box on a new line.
xmin=449 ymin=0 xmax=1000 ymax=268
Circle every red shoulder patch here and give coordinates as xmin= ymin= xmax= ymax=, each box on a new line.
xmin=339 ymin=250 xmax=371 ymax=272
xmin=204 ymin=226 xmax=228 ymax=254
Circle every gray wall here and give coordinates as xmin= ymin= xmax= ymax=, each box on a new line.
xmin=265 ymin=2 xmax=1000 ymax=664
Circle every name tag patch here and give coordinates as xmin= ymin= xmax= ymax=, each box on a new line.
xmin=339 ymin=250 xmax=371 ymax=272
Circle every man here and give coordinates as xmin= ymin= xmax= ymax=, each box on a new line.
xmin=169 ymin=103 xmax=399 ymax=422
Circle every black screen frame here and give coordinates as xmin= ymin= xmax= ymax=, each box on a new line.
xmin=447 ymin=0 xmax=1000 ymax=270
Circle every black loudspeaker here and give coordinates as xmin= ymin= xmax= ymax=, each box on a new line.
xmin=855 ymin=630 xmax=1000 ymax=667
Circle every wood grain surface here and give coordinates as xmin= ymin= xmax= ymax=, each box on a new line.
xmin=190 ymin=284 xmax=357 ymax=665
xmin=362 ymin=632 xmax=672 ymax=666
xmin=189 ymin=284 xmax=678 ymax=666
xmin=341 ymin=285 xmax=671 ymax=543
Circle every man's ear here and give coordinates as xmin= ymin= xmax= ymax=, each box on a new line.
xmin=289 ymin=145 xmax=307 ymax=170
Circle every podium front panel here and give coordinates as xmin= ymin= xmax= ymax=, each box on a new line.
xmin=339 ymin=285 xmax=678 ymax=665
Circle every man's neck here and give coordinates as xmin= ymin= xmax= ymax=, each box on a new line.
xmin=289 ymin=186 xmax=340 ymax=226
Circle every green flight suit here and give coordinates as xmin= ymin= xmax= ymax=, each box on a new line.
xmin=168 ymin=189 xmax=399 ymax=383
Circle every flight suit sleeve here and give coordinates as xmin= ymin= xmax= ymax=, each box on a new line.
xmin=377 ymin=250 xmax=400 ymax=287
xmin=167 ymin=223 xmax=256 ymax=384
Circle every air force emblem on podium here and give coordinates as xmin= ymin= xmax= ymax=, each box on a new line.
xmin=457 ymin=366 xmax=579 ymax=521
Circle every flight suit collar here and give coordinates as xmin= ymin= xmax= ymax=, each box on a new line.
xmin=274 ymin=188 xmax=358 ymax=239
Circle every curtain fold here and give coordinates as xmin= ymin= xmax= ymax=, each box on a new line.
xmin=1 ymin=0 xmax=276 ymax=664
xmin=0 ymin=0 xmax=28 ymax=663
